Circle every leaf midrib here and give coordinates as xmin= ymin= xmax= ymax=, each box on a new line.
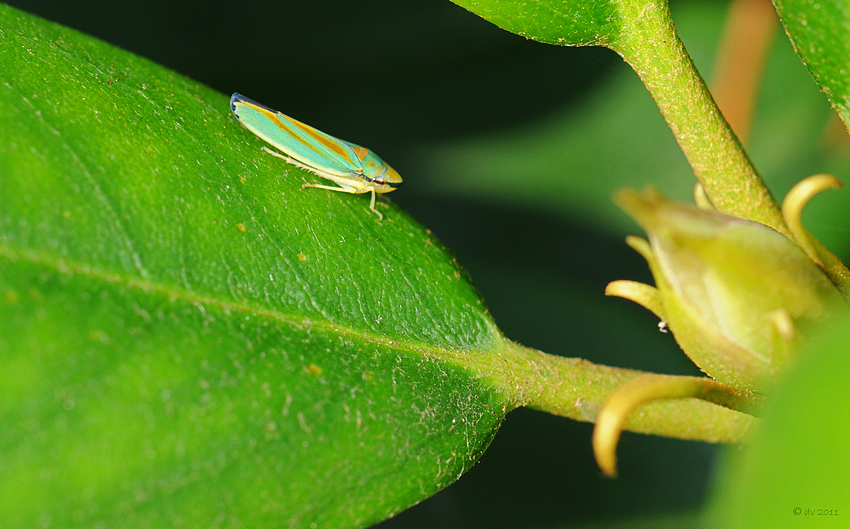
xmin=0 ymin=241 xmax=495 ymax=362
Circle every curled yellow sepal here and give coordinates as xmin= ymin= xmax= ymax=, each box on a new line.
xmin=592 ymin=375 xmax=765 ymax=477
xmin=693 ymin=182 xmax=715 ymax=211
xmin=605 ymin=236 xmax=667 ymax=323
xmin=781 ymin=174 xmax=850 ymax=297
xmin=605 ymin=280 xmax=665 ymax=322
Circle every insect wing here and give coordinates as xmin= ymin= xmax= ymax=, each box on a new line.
xmin=230 ymin=93 xmax=363 ymax=179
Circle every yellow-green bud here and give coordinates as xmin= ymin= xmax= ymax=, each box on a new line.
xmin=611 ymin=188 xmax=847 ymax=393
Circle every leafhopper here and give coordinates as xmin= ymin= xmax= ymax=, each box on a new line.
xmin=230 ymin=93 xmax=402 ymax=219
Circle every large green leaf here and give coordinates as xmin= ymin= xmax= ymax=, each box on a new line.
xmin=708 ymin=317 xmax=850 ymax=528
xmin=772 ymin=0 xmax=850 ymax=131
xmin=0 ymin=4 xmax=506 ymax=526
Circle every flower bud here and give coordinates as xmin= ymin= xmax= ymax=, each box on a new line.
xmin=610 ymin=188 xmax=847 ymax=393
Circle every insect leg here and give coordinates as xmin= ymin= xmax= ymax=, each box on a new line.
xmin=368 ymin=189 xmax=382 ymax=220
xmin=300 ymin=183 xmax=383 ymax=220
xmin=300 ymin=183 xmax=358 ymax=194
xmin=260 ymin=147 xmax=384 ymax=220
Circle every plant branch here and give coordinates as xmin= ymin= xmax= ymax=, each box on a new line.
xmin=461 ymin=340 xmax=757 ymax=445
xmin=609 ymin=0 xmax=790 ymax=237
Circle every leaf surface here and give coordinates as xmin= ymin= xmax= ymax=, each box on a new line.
xmin=772 ymin=0 xmax=850 ymax=131
xmin=709 ymin=318 xmax=850 ymax=527
xmin=0 ymin=5 xmax=507 ymax=527
xmin=450 ymin=0 xmax=619 ymax=46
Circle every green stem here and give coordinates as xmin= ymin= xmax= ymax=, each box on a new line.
xmin=461 ymin=340 xmax=757 ymax=444
xmin=610 ymin=0 xmax=791 ymax=237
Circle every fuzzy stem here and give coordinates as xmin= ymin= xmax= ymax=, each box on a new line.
xmin=609 ymin=0 xmax=790 ymax=237
xmin=455 ymin=340 xmax=757 ymax=446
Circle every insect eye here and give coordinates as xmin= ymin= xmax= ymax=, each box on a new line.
xmin=374 ymin=177 xmax=386 ymax=185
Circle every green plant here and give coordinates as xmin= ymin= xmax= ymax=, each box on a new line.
xmin=1 ymin=0 xmax=848 ymax=527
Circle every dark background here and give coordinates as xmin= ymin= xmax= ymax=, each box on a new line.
xmin=4 ymin=1 xmax=720 ymax=527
